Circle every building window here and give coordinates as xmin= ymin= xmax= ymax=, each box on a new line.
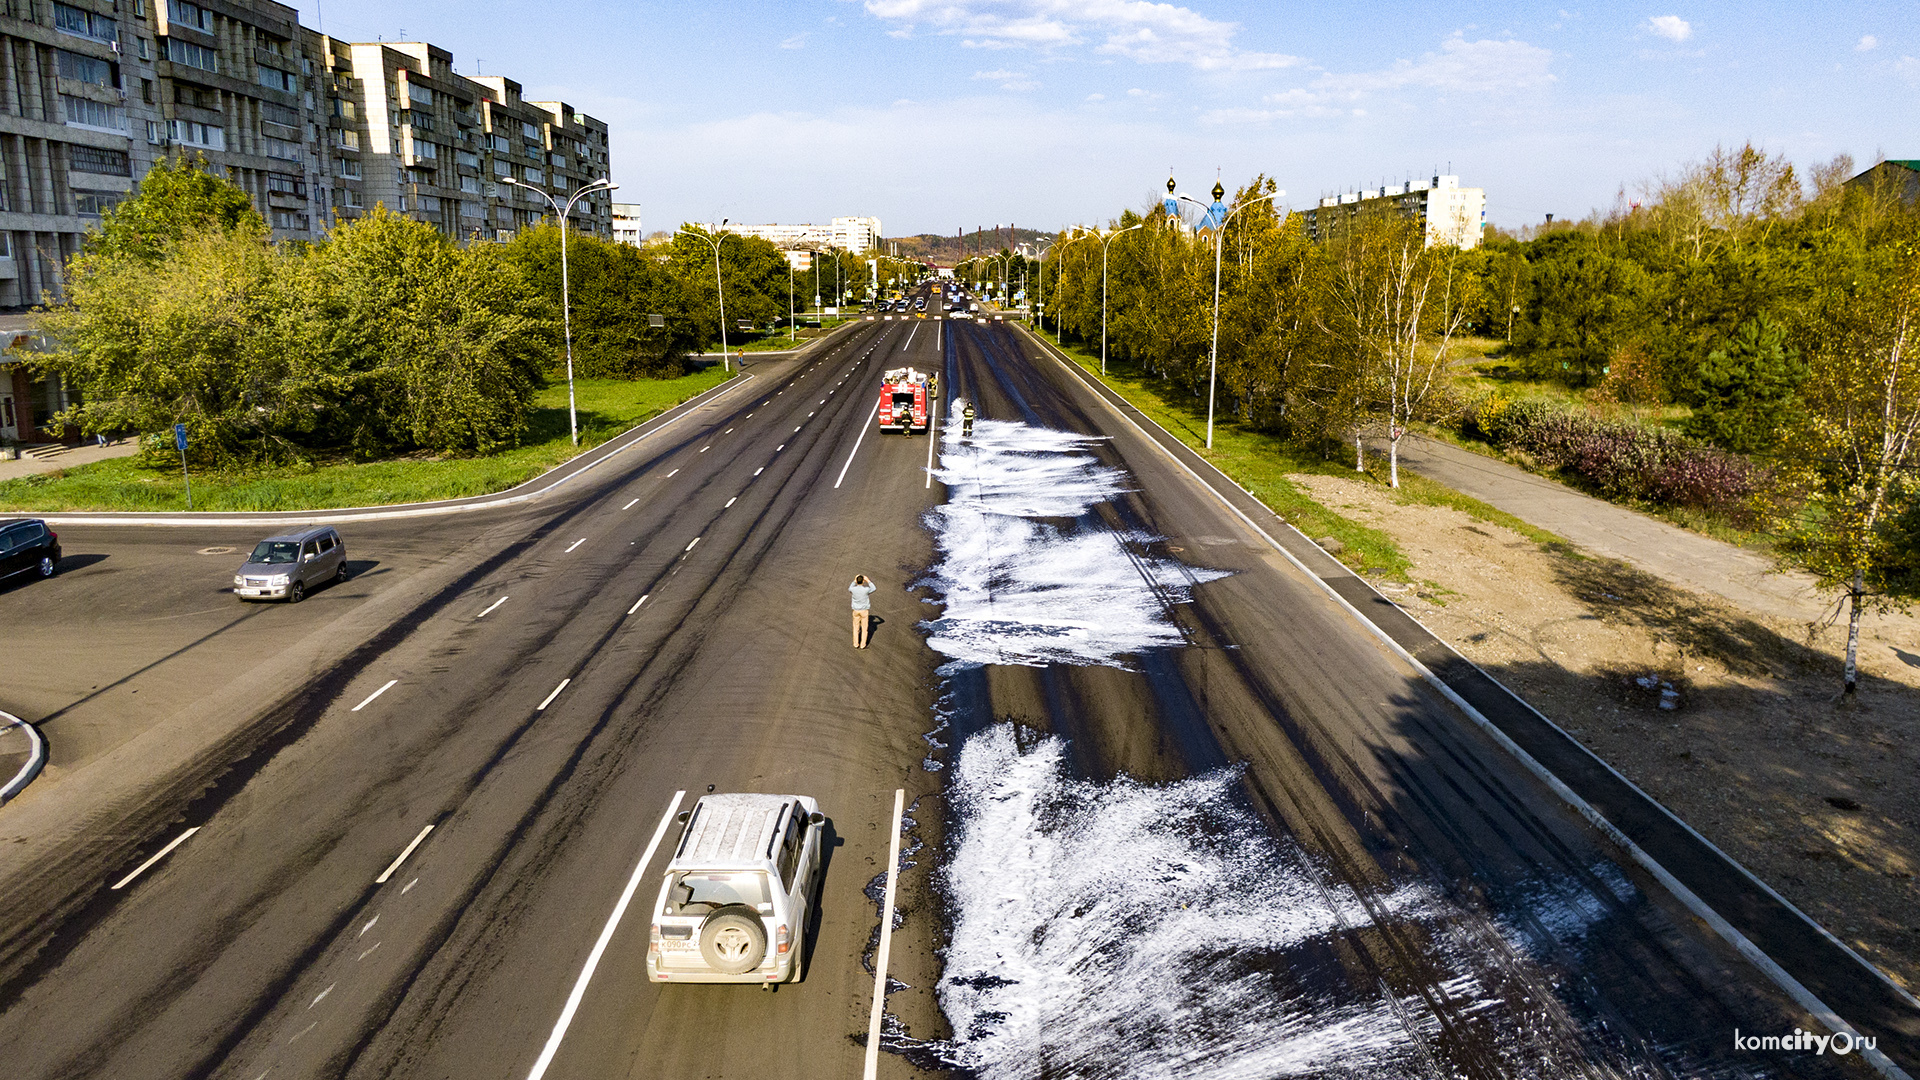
xmin=335 ymin=157 xmax=361 ymax=179
xmin=461 ymin=200 xmax=482 ymax=219
xmin=54 ymin=3 xmax=117 ymax=42
xmin=407 ymin=82 xmax=433 ymax=108
xmin=459 ymin=174 xmax=479 ymax=193
xmin=335 ymin=129 xmax=359 ymax=150
xmin=75 ymin=190 xmax=121 ymax=216
xmin=262 ymin=136 xmax=302 ymax=160
xmin=261 ymin=100 xmax=299 ymax=127
xmin=141 ymin=77 xmax=154 ymax=103
xmin=165 ymin=37 xmax=219 ymax=73
xmin=265 ymin=172 xmax=304 ymax=197
xmin=55 ymin=50 xmax=115 ymax=86
xmin=334 ymin=187 xmax=362 ymax=209
xmin=525 ymin=167 xmax=543 ymax=185
xmin=167 ymin=118 xmax=225 ymax=150
xmin=61 ymin=94 xmax=123 ymax=131
xmin=411 ymin=139 xmax=437 ymax=160
xmin=257 ymin=66 xmax=296 ymax=93
xmin=166 ymin=0 xmax=211 ymax=31
xmin=331 ymin=97 xmax=356 ymax=120
xmin=492 ymin=158 xmax=510 ymax=177
xmin=270 ymin=209 xmax=308 ymax=230
xmin=70 ymin=145 xmax=131 ymax=175
xmin=489 ymin=133 xmax=509 ymax=153
xmin=521 ymin=121 xmax=539 ymax=143
xmin=138 ymin=37 xmax=150 ymax=59
xmin=456 ymin=149 xmax=478 ymax=169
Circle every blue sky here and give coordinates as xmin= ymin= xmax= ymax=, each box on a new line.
xmin=293 ymin=0 xmax=1918 ymax=238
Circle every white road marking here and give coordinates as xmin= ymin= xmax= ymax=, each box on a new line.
xmin=725 ymin=497 xmax=737 ymax=507
xmin=627 ymin=594 xmax=649 ymax=615
xmin=753 ymin=467 xmax=764 ymax=476
xmin=537 ymin=679 xmax=571 ymax=711
xmin=725 ymin=428 xmax=734 ymax=434
xmin=925 ymin=399 xmax=940 ymax=489
xmin=667 ymin=468 xmax=679 ymax=477
xmin=477 ymin=596 xmax=509 ymax=618
xmin=746 ymin=413 xmax=755 ymax=418
xmin=684 ymin=537 xmax=701 ymax=552
xmin=311 ymin=984 xmax=334 ymax=1008
xmin=864 ymin=789 xmax=907 ymax=1080
xmin=622 ymin=498 xmax=639 ymax=510
xmin=700 ymin=445 xmax=710 ymax=453
xmin=112 ymin=827 xmax=201 ymax=890
xmin=776 ymin=444 xmax=784 ymax=451
xmin=401 ymin=878 xmax=417 ymax=894
xmin=375 ymin=824 xmax=436 ymax=884
xmin=357 ymin=942 xmax=381 ymax=962
xmin=359 ymin=915 xmax=379 ymax=937
xmin=794 ymin=426 xmax=803 ymax=433
xmin=808 ymin=412 xmax=815 ymax=418
xmin=524 ymin=791 xmax=685 ymax=1080
xmin=565 ymin=538 xmax=586 ymax=553
xmin=352 ymin=680 xmax=399 ymax=712
xmin=835 ymin=401 xmax=883 ymax=489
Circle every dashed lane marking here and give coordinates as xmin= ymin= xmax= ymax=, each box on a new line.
xmin=111 ymin=827 xmax=201 ymax=890
xmin=627 ymin=594 xmax=649 ymax=615
xmin=477 ymin=596 xmax=509 ymax=618
xmin=536 ymin=679 xmax=571 ymax=712
xmin=622 ymin=498 xmax=639 ymax=510
xmin=352 ymin=679 xmax=399 ymax=712
xmin=374 ymin=823 xmax=435 ymax=884
xmin=565 ymin=538 xmax=586 ymax=553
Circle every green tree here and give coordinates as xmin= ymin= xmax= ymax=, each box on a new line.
xmin=1684 ymin=315 xmax=1807 ymax=452
xmin=501 ymin=224 xmax=699 ymax=378
xmin=89 ymin=154 xmax=265 ymax=263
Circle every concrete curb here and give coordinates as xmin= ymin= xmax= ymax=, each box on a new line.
xmin=0 ymin=709 xmax=47 ymax=803
xmin=26 ymin=318 xmax=874 ymax=528
xmin=1016 ymin=324 xmax=1918 ymax=1079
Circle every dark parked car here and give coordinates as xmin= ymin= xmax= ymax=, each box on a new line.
xmin=0 ymin=518 xmax=61 ymax=584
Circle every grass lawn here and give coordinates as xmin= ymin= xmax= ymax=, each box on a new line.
xmin=1045 ymin=339 xmax=1572 ymax=580
xmin=0 ymin=368 xmax=735 ymax=513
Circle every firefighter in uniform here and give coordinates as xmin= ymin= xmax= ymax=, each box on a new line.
xmin=961 ymin=400 xmax=976 ymax=438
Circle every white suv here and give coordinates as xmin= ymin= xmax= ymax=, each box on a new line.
xmin=648 ymin=793 xmax=825 ymax=986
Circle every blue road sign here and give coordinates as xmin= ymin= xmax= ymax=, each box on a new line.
xmin=173 ymin=423 xmax=187 ymax=451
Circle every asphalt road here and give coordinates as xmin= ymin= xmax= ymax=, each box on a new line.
xmin=0 ymin=303 xmax=1891 ymax=1079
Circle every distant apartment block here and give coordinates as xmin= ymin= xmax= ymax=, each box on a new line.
xmin=704 ymin=216 xmax=883 ymax=253
xmin=1845 ymin=159 xmax=1919 ymax=207
xmin=0 ymin=0 xmax=612 ymax=311
xmin=1305 ymin=175 xmax=1486 ymax=250
xmin=611 ymin=201 xmax=641 ymax=244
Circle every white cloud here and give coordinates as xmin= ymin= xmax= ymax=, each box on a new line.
xmin=780 ymin=32 xmax=809 ymax=49
xmin=1645 ymin=15 xmax=1692 ymax=42
xmin=973 ymin=67 xmax=1040 ymax=89
xmin=1126 ymin=87 xmax=1149 ymax=97
xmin=1316 ymin=35 xmax=1556 ymax=95
xmin=1855 ymin=35 xmax=1877 ymax=51
xmin=862 ymin=0 xmax=1298 ymax=70
xmin=1086 ymin=92 xmax=1105 ymax=101
xmin=1897 ymin=55 xmax=1920 ymax=86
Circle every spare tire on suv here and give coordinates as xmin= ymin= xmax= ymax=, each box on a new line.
xmin=699 ymin=906 xmax=767 ymax=974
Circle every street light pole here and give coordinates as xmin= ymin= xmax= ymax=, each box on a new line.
xmin=1180 ymin=185 xmax=1283 ymax=449
xmin=677 ymin=224 xmax=733 ymax=372
xmin=1099 ymin=223 xmax=1144 ymax=377
xmin=503 ymin=175 xmax=617 ymax=447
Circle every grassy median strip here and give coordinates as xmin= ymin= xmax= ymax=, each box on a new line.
xmin=0 ymin=368 xmax=735 ymax=513
xmin=1046 ymin=341 xmax=1571 ymax=578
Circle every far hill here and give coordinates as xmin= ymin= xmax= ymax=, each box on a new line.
xmin=888 ymin=227 xmax=1054 ymax=266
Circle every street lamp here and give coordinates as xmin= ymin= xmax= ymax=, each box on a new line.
xmin=502 ymin=175 xmax=617 ymax=446
xmin=1098 ymin=223 xmax=1145 ymax=376
xmin=1179 ymin=182 xmax=1284 ymax=449
xmin=677 ymin=222 xmax=733 ymax=373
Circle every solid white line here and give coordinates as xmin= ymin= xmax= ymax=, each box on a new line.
xmin=725 ymin=428 xmax=734 ymax=434
xmin=477 ymin=596 xmax=508 ymax=618
xmin=776 ymin=444 xmax=784 ymax=452
xmin=725 ymin=497 xmax=737 ymax=507
xmin=794 ymin=426 xmax=803 ymax=433
xmin=374 ymin=824 xmax=435 ymax=884
xmin=746 ymin=413 xmax=754 ymax=419
xmin=753 ymin=467 xmax=764 ymax=476
xmin=622 ymin=498 xmax=639 ymax=510
xmin=864 ymin=789 xmax=907 ymax=1080
xmin=112 ymin=827 xmax=201 ymax=890
xmin=667 ymin=469 xmax=679 ymax=478
xmin=684 ymin=537 xmax=701 ymax=552
xmin=352 ymin=679 xmax=399 ymax=712
xmin=537 ymin=679 xmax=570 ymax=711
xmin=836 ymin=402 xmax=883 ymax=489
xmin=565 ymin=538 xmax=586 ymax=553
xmin=700 ymin=446 xmax=710 ymax=453
xmin=524 ymin=791 xmax=685 ymax=1080
xmin=627 ymin=594 xmax=649 ymax=615
xmin=925 ymin=399 xmax=939 ymax=489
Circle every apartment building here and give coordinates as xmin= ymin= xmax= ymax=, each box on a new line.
xmin=705 ymin=215 xmax=883 ymax=253
xmin=316 ymin=39 xmax=612 ymax=242
xmin=611 ymin=201 xmax=640 ymax=244
xmin=1305 ymin=175 xmax=1486 ymax=250
xmin=0 ymin=0 xmax=610 ymax=313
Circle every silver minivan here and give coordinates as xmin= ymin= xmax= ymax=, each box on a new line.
xmin=232 ymin=525 xmax=346 ymax=602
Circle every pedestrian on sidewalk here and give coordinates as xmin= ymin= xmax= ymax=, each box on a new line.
xmin=849 ymin=574 xmax=876 ymax=649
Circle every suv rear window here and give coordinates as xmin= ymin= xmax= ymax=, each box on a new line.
xmin=667 ymin=872 xmax=769 ymax=912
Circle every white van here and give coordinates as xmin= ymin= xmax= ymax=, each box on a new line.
xmin=647 ymin=793 xmax=825 ymax=986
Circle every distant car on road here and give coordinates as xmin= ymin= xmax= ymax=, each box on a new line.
xmin=0 ymin=518 xmax=61 ymax=585
xmin=648 ymin=793 xmax=825 ymax=986
xmin=232 ymin=525 xmax=347 ymax=602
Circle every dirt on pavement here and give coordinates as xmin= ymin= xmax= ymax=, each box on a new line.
xmin=1288 ymin=472 xmax=1920 ymax=995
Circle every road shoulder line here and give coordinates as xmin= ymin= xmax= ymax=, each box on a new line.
xmin=0 ymin=709 xmax=47 ymax=803
xmin=1016 ymin=325 xmax=1919 ymax=1078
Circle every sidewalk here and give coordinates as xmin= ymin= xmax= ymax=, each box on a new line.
xmin=0 ymin=438 xmax=140 ymax=483
xmin=1380 ymin=433 xmax=1832 ymax=625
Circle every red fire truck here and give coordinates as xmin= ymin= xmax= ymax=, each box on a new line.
xmin=877 ymin=367 xmax=933 ymax=435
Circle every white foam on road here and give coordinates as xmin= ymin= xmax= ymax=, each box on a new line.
xmin=921 ymin=419 xmax=1226 ymax=669
xmin=934 ymin=726 xmax=1447 ymax=1078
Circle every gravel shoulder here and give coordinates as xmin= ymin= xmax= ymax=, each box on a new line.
xmin=1289 ymin=471 xmax=1920 ymax=994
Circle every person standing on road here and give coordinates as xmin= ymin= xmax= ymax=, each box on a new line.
xmin=850 ymin=574 xmax=877 ymax=649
